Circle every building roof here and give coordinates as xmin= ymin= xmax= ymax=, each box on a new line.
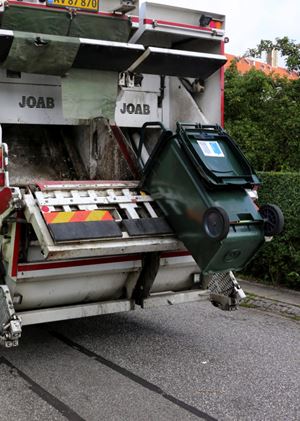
xmin=225 ymin=53 xmax=298 ymax=80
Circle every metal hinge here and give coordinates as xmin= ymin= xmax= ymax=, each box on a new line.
xmin=113 ymin=0 xmax=137 ymax=14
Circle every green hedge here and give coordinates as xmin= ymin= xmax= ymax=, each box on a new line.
xmin=244 ymin=172 xmax=300 ymax=289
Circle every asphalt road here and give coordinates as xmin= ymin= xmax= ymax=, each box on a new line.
xmin=0 ymin=302 xmax=299 ymax=421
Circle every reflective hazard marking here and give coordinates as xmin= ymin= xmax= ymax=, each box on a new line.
xmin=43 ymin=210 xmax=113 ymax=224
xmin=197 ymin=141 xmax=225 ymax=157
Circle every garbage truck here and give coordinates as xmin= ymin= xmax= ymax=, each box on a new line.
xmin=0 ymin=0 xmax=284 ymax=347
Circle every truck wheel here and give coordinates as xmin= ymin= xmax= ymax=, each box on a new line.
xmin=203 ymin=206 xmax=230 ymax=241
xmin=259 ymin=204 xmax=284 ymax=236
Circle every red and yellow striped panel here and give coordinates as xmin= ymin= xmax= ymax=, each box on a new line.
xmin=42 ymin=210 xmax=113 ymax=224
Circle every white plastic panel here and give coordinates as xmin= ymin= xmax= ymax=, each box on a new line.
xmin=0 ymin=69 xmax=77 ymax=125
xmin=130 ymin=1 xmax=225 ymax=47
xmin=115 ymin=90 xmax=160 ymax=127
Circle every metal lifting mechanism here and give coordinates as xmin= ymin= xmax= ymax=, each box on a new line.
xmin=0 ymin=1 xmax=283 ymax=347
xmin=0 ymin=285 xmax=22 ymax=348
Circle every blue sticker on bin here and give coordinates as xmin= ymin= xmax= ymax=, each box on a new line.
xmin=210 ymin=142 xmax=223 ymax=156
xmin=198 ymin=141 xmax=225 ymax=158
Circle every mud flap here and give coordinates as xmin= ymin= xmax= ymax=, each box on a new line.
xmin=122 ymin=217 xmax=173 ymax=236
xmin=48 ymin=220 xmax=123 ymax=242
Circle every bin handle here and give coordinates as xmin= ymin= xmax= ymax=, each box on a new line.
xmin=137 ymin=122 xmax=166 ymax=164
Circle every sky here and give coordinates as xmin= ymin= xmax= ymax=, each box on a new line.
xmin=148 ymin=0 xmax=300 ymax=58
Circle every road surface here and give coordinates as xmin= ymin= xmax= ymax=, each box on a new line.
xmin=0 ymin=301 xmax=299 ymax=421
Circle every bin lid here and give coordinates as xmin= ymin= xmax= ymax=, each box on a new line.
xmin=177 ymin=124 xmax=260 ymax=186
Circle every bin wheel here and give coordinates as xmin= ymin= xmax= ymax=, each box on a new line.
xmin=259 ymin=204 xmax=284 ymax=236
xmin=203 ymin=207 xmax=230 ymax=241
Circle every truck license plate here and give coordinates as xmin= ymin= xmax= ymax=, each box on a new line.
xmin=47 ymin=0 xmax=99 ymax=13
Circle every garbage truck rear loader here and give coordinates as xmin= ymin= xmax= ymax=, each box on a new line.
xmin=0 ymin=0 xmax=283 ymax=347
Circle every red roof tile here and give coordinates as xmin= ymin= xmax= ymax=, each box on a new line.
xmin=225 ymin=53 xmax=298 ymax=80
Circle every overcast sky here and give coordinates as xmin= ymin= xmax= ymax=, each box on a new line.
xmin=150 ymin=0 xmax=300 ymax=57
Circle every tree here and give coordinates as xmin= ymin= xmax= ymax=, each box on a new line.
xmin=246 ymin=37 xmax=300 ymax=73
xmin=224 ymin=63 xmax=300 ymax=172
xmin=224 ymin=61 xmax=300 ymax=288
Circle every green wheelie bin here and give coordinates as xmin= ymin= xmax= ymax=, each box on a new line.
xmin=141 ymin=123 xmax=283 ymax=274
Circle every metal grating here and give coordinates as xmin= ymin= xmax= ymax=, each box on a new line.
xmin=207 ymin=272 xmax=235 ymax=297
xmin=34 ymin=188 xmax=158 ymax=218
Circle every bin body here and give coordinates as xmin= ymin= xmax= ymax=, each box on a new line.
xmin=142 ymin=125 xmax=265 ymax=273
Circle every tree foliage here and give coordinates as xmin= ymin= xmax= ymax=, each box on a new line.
xmin=247 ymin=37 xmax=300 ymax=73
xmin=224 ymin=64 xmax=300 ymax=171
xmin=224 ymin=62 xmax=300 ymax=288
